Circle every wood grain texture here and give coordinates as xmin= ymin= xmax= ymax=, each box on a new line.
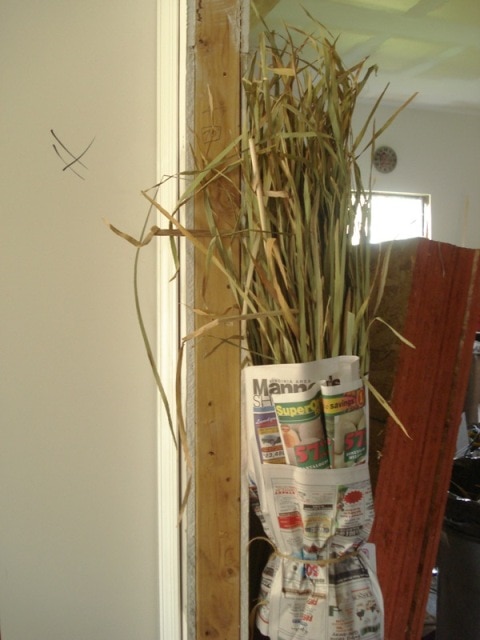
xmin=369 ymin=239 xmax=480 ymax=639
xmin=193 ymin=1 xmax=243 ymax=637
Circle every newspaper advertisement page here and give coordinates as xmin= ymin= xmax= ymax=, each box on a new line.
xmin=272 ymin=384 xmax=330 ymax=470
xmin=320 ymin=378 xmax=367 ymax=468
xmin=243 ymin=358 xmax=383 ymax=640
xmin=245 ymin=357 xmax=360 ymax=477
xmin=260 ymin=552 xmax=382 ymax=640
xmin=254 ymin=464 xmax=382 ymax=639
xmin=258 ymin=464 xmax=374 ymax=559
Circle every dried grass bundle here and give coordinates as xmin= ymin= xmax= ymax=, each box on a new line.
xmin=239 ymin=24 xmax=378 ymax=368
xmin=109 ymin=17 xmax=415 ymax=440
xmin=172 ymin=20 xmax=413 ymax=374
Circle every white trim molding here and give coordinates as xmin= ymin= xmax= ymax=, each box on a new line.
xmin=156 ymin=0 xmax=187 ymax=638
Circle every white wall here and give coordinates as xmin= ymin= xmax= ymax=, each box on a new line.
xmin=354 ymin=102 xmax=480 ymax=248
xmin=0 ymin=2 xmax=160 ymax=639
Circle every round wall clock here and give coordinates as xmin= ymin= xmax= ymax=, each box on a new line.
xmin=373 ymin=145 xmax=397 ymax=173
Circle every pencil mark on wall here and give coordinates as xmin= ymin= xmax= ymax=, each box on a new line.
xmin=51 ymin=129 xmax=95 ymax=180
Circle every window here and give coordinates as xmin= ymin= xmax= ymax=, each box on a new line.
xmin=354 ymin=192 xmax=431 ymax=244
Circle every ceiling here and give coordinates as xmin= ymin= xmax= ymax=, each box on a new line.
xmin=250 ymin=0 xmax=480 ymax=114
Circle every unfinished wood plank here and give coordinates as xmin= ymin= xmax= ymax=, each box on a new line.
xmin=368 ymin=240 xmax=418 ymax=489
xmin=193 ymin=1 xmax=244 ymax=638
xmin=369 ymin=239 xmax=480 ymax=639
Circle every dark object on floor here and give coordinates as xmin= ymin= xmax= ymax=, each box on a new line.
xmin=437 ymin=457 xmax=480 ymax=639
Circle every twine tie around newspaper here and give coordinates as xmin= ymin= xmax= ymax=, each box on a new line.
xmin=248 ymin=535 xmax=361 ymax=568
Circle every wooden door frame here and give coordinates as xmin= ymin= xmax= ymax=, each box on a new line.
xmin=191 ymin=1 xmax=248 ymax=638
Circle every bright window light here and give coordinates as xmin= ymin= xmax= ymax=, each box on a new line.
xmin=353 ymin=192 xmax=431 ymax=244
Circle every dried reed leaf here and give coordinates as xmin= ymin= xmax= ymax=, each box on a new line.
xmin=366 ymin=379 xmax=412 ymax=439
xmin=369 ymin=316 xmax=416 ymax=349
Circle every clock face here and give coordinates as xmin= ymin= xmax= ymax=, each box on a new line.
xmin=373 ymin=145 xmax=397 ymax=173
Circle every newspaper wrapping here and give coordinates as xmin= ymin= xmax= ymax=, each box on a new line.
xmin=244 ymin=357 xmax=384 ymax=640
